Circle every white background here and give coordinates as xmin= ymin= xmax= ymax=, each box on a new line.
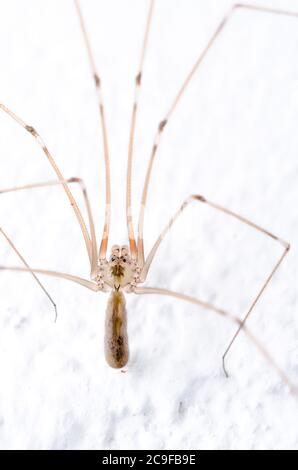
xmin=0 ymin=0 xmax=297 ymax=449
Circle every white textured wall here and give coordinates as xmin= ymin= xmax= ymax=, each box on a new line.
xmin=0 ymin=0 xmax=297 ymax=449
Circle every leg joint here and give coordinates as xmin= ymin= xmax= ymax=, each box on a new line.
xmin=25 ymin=125 xmax=38 ymax=137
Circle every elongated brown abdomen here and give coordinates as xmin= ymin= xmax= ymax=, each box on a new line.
xmin=104 ymin=290 xmax=129 ymax=368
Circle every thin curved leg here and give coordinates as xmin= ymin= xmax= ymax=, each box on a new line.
xmin=136 ymin=3 xmax=298 ymax=268
xmin=74 ymin=0 xmax=111 ymax=259
xmin=0 ymin=103 xmax=94 ymax=270
xmin=140 ymin=194 xmax=290 ymax=377
xmin=0 ymin=265 xmax=98 ymax=292
xmin=0 ymin=228 xmax=58 ymax=321
xmin=134 ymin=286 xmax=297 ymax=397
xmin=125 ymin=0 xmax=155 ymax=260
xmin=0 ymin=178 xmax=99 ymax=295
xmin=0 ymin=177 xmax=98 ymax=277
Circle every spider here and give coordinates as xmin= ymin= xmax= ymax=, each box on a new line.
xmin=0 ymin=1 xmax=297 ymax=395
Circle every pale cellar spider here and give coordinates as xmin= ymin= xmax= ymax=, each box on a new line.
xmin=0 ymin=1 xmax=297 ymax=394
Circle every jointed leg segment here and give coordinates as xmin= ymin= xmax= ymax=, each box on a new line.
xmin=74 ymin=0 xmax=111 ymax=260
xmin=136 ymin=3 xmax=298 ymax=266
xmin=134 ymin=286 xmax=297 ymax=396
xmin=0 ymin=228 xmax=58 ymax=321
xmin=0 ymin=103 xmax=97 ymax=274
xmin=0 ymin=265 xmax=98 ymax=292
xmin=0 ymin=178 xmax=99 ymax=292
xmin=141 ymin=193 xmax=290 ymax=379
xmin=126 ymin=0 xmax=155 ymax=260
xmin=0 ymin=176 xmax=98 ymax=277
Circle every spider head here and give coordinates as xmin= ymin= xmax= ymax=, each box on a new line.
xmin=96 ymin=245 xmax=141 ymax=291
xmin=109 ymin=245 xmax=131 ymax=278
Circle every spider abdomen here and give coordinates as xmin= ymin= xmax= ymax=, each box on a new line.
xmin=104 ymin=290 xmax=129 ymax=368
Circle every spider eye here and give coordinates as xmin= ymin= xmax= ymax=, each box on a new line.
xmin=111 ymin=256 xmax=117 ymax=262
xmin=122 ymin=257 xmax=127 ymax=263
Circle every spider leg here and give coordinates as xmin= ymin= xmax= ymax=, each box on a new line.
xmin=0 ymin=103 xmax=96 ymax=272
xmin=0 ymin=178 xmax=99 ymax=313
xmin=140 ymin=194 xmax=290 ymax=378
xmin=0 ymin=177 xmax=98 ymax=277
xmin=125 ymin=0 xmax=155 ymax=260
xmin=0 ymin=228 xmax=58 ymax=321
xmin=137 ymin=2 xmax=298 ymax=268
xmin=134 ymin=286 xmax=297 ymax=397
xmin=0 ymin=265 xmax=98 ymax=292
xmin=74 ymin=0 xmax=111 ymax=259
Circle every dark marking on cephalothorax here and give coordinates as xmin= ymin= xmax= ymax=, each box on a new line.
xmin=111 ymin=264 xmax=125 ymax=278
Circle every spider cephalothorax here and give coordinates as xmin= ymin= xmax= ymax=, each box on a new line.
xmin=96 ymin=245 xmax=141 ymax=292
